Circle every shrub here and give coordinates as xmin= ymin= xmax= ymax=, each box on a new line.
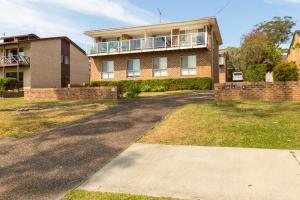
xmin=245 ymin=64 xmax=267 ymax=82
xmin=91 ymin=77 xmax=212 ymax=95
xmin=0 ymin=78 xmax=18 ymax=91
xmin=140 ymin=84 xmax=152 ymax=92
xmin=273 ymin=62 xmax=299 ymax=81
xmin=126 ymin=83 xmax=141 ymax=98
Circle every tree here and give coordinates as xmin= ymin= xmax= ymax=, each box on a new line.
xmin=245 ymin=64 xmax=267 ymax=82
xmin=240 ymin=31 xmax=281 ymax=72
xmin=273 ymin=62 xmax=299 ymax=81
xmin=225 ymin=47 xmax=241 ymax=81
xmin=255 ymin=16 xmax=296 ymax=47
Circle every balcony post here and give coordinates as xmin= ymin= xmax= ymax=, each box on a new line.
xmin=164 ymin=36 xmax=167 ymax=49
xmin=2 ymin=45 xmax=4 ymax=78
xmin=205 ymin=25 xmax=208 ymax=46
xmin=17 ymin=43 xmax=19 ymax=81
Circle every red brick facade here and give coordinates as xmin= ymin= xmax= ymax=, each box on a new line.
xmin=90 ymin=48 xmax=218 ymax=83
xmin=24 ymin=87 xmax=118 ymax=100
xmin=215 ymin=82 xmax=300 ymax=101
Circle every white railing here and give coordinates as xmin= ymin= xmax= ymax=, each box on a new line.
xmin=87 ymin=32 xmax=207 ymax=55
xmin=0 ymin=55 xmax=30 ymax=66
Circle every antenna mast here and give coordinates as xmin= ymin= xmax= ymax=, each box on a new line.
xmin=157 ymin=8 xmax=162 ymax=23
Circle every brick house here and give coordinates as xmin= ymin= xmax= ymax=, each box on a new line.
xmin=0 ymin=34 xmax=89 ymax=88
xmin=288 ymin=30 xmax=300 ymax=67
xmin=85 ymin=17 xmax=223 ymax=84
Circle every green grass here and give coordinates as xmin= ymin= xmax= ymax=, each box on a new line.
xmin=62 ymin=189 xmax=176 ymax=200
xmin=140 ymin=100 xmax=300 ymax=150
xmin=139 ymin=90 xmax=197 ymax=97
xmin=0 ymin=98 xmax=115 ymax=138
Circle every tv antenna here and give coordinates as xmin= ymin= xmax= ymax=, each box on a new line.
xmin=157 ymin=8 xmax=162 ymax=23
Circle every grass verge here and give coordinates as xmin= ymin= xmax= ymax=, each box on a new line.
xmin=0 ymin=98 xmax=115 ymax=138
xmin=140 ymin=100 xmax=300 ymax=150
xmin=62 ymin=189 xmax=176 ymax=200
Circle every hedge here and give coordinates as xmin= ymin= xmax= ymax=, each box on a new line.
xmin=273 ymin=62 xmax=299 ymax=81
xmin=0 ymin=78 xmax=20 ymax=91
xmin=245 ymin=64 xmax=267 ymax=82
xmin=91 ymin=77 xmax=212 ymax=94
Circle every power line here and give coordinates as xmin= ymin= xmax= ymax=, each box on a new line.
xmin=215 ymin=0 xmax=233 ymax=16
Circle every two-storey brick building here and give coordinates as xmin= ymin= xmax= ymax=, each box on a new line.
xmin=0 ymin=34 xmax=89 ymax=88
xmin=85 ymin=17 xmax=223 ymax=84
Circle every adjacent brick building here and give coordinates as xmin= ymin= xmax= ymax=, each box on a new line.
xmin=85 ymin=17 xmax=223 ymax=84
xmin=288 ymin=30 xmax=300 ymax=67
xmin=0 ymin=34 xmax=89 ymax=88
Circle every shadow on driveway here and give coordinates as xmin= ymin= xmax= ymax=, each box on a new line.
xmin=0 ymin=92 xmax=214 ymax=200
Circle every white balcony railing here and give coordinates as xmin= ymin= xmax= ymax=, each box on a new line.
xmin=87 ymin=32 xmax=207 ymax=55
xmin=0 ymin=55 xmax=30 ymax=66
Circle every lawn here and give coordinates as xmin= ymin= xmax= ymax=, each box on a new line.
xmin=140 ymin=100 xmax=300 ymax=150
xmin=0 ymin=98 xmax=115 ymax=138
xmin=62 ymin=189 xmax=175 ymax=200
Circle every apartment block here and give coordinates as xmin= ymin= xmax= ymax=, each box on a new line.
xmin=288 ymin=30 xmax=300 ymax=67
xmin=85 ymin=17 xmax=223 ymax=84
xmin=0 ymin=34 xmax=89 ymax=88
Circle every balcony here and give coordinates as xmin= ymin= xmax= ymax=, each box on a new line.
xmin=87 ymin=32 xmax=207 ymax=56
xmin=0 ymin=55 xmax=30 ymax=67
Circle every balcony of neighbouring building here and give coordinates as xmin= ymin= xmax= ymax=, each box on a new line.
xmin=86 ymin=32 xmax=208 ymax=56
xmin=0 ymin=55 xmax=30 ymax=67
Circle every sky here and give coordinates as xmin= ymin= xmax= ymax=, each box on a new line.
xmin=0 ymin=0 xmax=300 ymax=49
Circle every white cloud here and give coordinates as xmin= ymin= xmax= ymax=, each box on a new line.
xmin=0 ymin=0 xmax=158 ymax=43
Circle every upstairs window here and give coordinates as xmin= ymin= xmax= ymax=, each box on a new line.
xmin=102 ymin=61 xmax=114 ymax=79
xmin=153 ymin=57 xmax=167 ymax=77
xmin=127 ymin=59 xmax=141 ymax=77
xmin=181 ymin=55 xmax=197 ymax=75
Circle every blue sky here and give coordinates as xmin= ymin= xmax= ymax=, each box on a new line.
xmin=0 ymin=0 xmax=300 ymax=48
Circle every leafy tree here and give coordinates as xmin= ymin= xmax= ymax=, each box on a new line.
xmin=225 ymin=47 xmax=241 ymax=81
xmin=245 ymin=64 xmax=267 ymax=82
xmin=273 ymin=62 xmax=299 ymax=81
xmin=255 ymin=16 xmax=296 ymax=47
xmin=240 ymin=31 xmax=281 ymax=72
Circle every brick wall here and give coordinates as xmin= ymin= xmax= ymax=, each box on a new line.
xmin=90 ymin=49 xmax=212 ymax=81
xmin=215 ymin=82 xmax=300 ymax=101
xmin=24 ymin=87 xmax=118 ymax=100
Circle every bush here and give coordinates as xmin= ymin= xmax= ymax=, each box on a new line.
xmin=126 ymin=83 xmax=141 ymax=98
xmin=140 ymin=84 xmax=152 ymax=92
xmin=0 ymin=78 xmax=19 ymax=91
xmin=91 ymin=77 xmax=212 ymax=95
xmin=245 ymin=64 xmax=267 ymax=82
xmin=273 ymin=62 xmax=299 ymax=81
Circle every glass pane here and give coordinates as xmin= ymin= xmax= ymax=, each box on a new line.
xmin=161 ymin=70 xmax=168 ymax=76
xmin=188 ymin=56 xmax=196 ymax=68
xmin=102 ymin=73 xmax=109 ymax=79
xmin=102 ymin=62 xmax=108 ymax=72
xmin=153 ymin=58 xmax=160 ymax=69
xmin=153 ymin=70 xmax=161 ymax=77
xmin=181 ymin=69 xmax=189 ymax=76
xmin=108 ymin=61 xmax=114 ymax=72
xmin=181 ymin=56 xmax=189 ymax=68
xmin=160 ymin=57 xmax=167 ymax=69
xmin=189 ymin=69 xmax=197 ymax=75
xmin=127 ymin=60 xmax=134 ymax=71
xmin=133 ymin=59 xmax=140 ymax=71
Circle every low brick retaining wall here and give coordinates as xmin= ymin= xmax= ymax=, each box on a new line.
xmin=215 ymin=82 xmax=300 ymax=101
xmin=24 ymin=87 xmax=118 ymax=100
xmin=0 ymin=91 xmax=24 ymax=98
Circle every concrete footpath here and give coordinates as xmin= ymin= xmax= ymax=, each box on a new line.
xmin=81 ymin=144 xmax=300 ymax=200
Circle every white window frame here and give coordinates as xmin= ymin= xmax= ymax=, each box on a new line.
xmin=127 ymin=59 xmax=141 ymax=77
xmin=181 ymin=55 xmax=197 ymax=76
xmin=153 ymin=57 xmax=168 ymax=77
xmin=102 ymin=61 xmax=114 ymax=79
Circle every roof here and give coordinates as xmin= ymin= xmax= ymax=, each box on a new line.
xmin=0 ymin=35 xmax=86 ymax=55
xmin=85 ymin=16 xmax=223 ymax=45
xmin=288 ymin=30 xmax=300 ymax=54
xmin=0 ymin=33 xmax=39 ymax=40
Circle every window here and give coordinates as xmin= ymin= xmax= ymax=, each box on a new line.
xmin=181 ymin=55 xmax=197 ymax=75
xmin=127 ymin=59 xmax=141 ymax=77
xmin=102 ymin=61 xmax=114 ymax=79
xmin=153 ymin=57 xmax=167 ymax=77
xmin=62 ymin=55 xmax=69 ymax=65
xmin=6 ymin=72 xmax=24 ymax=82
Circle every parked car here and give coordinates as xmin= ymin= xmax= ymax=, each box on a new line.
xmin=232 ymin=72 xmax=244 ymax=82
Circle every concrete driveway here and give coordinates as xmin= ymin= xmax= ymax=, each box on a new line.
xmin=0 ymin=92 xmax=214 ymax=200
xmin=81 ymin=143 xmax=300 ymax=200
